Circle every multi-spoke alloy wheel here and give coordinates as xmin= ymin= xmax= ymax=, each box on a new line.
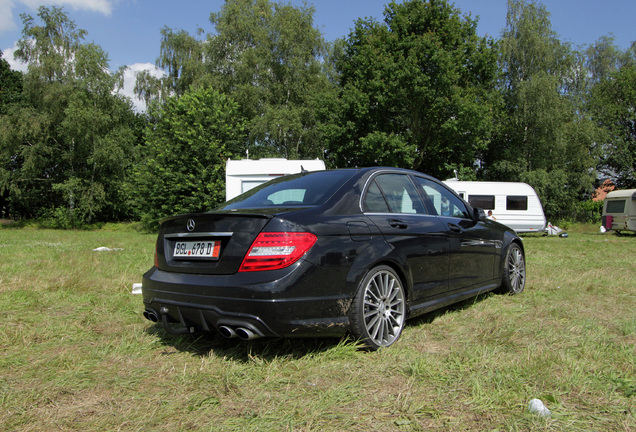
xmin=350 ymin=265 xmax=406 ymax=350
xmin=502 ymin=243 xmax=526 ymax=294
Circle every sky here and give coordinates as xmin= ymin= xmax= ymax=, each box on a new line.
xmin=1 ymin=0 xmax=635 ymax=110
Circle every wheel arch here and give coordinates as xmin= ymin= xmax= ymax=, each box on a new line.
xmin=346 ymin=251 xmax=412 ymax=303
xmin=370 ymin=260 xmax=410 ymax=300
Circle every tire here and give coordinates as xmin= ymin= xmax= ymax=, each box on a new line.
xmin=501 ymin=243 xmax=526 ymax=294
xmin=349 ymin=265 xmax=406 ymax=350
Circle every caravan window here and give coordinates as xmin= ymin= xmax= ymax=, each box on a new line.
xmin=468 ymin=195 xmax=495 ymax=210
xmin=507 ymin=196 xmax=528 ymax=211
xmin=242 ymin=180 xmax=265 ymax=194
xmin=606 ymin=200 xmax=626 ymax=213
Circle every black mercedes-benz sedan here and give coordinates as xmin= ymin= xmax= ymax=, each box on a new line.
xmin=141 ymin=167 xmax=526 ymax=349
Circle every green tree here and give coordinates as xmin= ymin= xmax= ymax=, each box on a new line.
xmin=0 ymin=52 xmax=24 ymax=217
xmin=211 ymin=0 xmax=329 ymax=159
xmin=136 ymin=0 xmax=329 ymax=160
xmin=15 ymin=5 xmax=87 ymax=82
xmin=0 ymin=6 xmax=140 ymax=224
xmin=328 ymin=0 xmax=499 ymax=178
xmin=590 ymin=57 xmax=636 ymax=188
xmin=486 ymin=0 xmax=596 ymax=219
xmin=586 ymin=36 xmax=634 ymax=85
xmin=134 ymin=27 xmax=205 ymax=106
xmin=0 ymin=51 xmax=23 ymax=114
xmin=133 ymin=87 xmax=246 ymax=228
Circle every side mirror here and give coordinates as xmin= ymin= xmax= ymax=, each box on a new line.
xmin=473 ymin=207 xmax=487 ymax=222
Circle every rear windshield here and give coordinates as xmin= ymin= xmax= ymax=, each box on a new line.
xmin=218 ymin=170 xmax=356 ymax=210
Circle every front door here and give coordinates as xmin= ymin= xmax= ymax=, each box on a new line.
xmin=412 ymin=177 xmax=497 ymax=291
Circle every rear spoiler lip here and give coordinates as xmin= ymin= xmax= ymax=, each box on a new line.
xmin=159 ymin=211 xmax=276 ymax=225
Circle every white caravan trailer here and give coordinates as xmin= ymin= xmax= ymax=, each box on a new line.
xmin=602 ymin=189 xmax=636 ymax=232
xmin=225 ymin=158 xmax=326 ymax=201
xmin=443 ymin=180 xmax=547 ymax=233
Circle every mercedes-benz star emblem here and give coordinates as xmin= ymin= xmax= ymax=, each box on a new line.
xmin=186 ymin=219 xmax=196 ymax=232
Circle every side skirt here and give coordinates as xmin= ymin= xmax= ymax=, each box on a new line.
xmin=407 ymin=282 xmax=500 ymax=319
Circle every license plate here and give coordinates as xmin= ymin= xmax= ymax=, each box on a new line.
xmin=173 ymin=241 xmax=220 ymax=260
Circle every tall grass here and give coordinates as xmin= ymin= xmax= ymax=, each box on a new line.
xmin=0 ymin=224 xmax=634 ymax=431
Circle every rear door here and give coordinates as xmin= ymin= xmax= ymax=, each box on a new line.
xmin=362 ymin=173 xmax=450 ymax=300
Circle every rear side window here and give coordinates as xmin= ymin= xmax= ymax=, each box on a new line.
xmin=606 ymin=200 xmax=626 ymax=213
xmin=507 ymin=195 xmax=528 ymax=211
xmin=468 ymin=195 xmax=495 ymax=210
xmin=363 ymin=174 xmax=427 ymax=214
xmin=363 ymin=181 xmax=390 ymax=213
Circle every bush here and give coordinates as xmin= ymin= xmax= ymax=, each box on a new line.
xmin=577 ymin=199 xmax=604 ymax=223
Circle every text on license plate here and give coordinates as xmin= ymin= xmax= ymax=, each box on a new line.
xmin=173 ymin=241 xmax=220 ymax=259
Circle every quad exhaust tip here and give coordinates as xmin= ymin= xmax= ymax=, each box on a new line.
xmin=143 ymin=311 xmax=261 ymax=340
xmin=219 ymin=325 xmax=260 ymax=340
xmin=143 ymin=310 xmax=159 ymax=323
xmin=218 ymin=325 xmax=237 ymax=338
xmin=235 ymin=327 xmax=259 ymax=340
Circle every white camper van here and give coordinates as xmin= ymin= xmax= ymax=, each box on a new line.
xmin=225 ymin=158 xmax=326 ymax=201
xmin=602 ymin=189 xmax=636 ymax=233
xmin=443 ymin=180 xmax=547 ymax=233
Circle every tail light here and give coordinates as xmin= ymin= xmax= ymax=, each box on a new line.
xmin=154 ymin=242 xmax=159 ymax=268
xmin=239 ymin=232 xmax=317 ymax=272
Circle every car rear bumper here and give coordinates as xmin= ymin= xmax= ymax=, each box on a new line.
xmin=141 ymin=264 xmax=352 ymax=338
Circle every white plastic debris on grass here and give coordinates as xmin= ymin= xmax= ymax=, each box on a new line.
xmin=92 ymin=247 xmax=124 ymax=252
xmin=528 ymin=399 xmax=551 ymax=417
xmin=132 ymin=283 xmax=142 ymax=295
xmin=545 ymin=222 xmax=562 ymax=235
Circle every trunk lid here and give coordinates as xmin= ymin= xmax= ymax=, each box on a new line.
xmin=156 ymin=212 xmax=273 ymax=275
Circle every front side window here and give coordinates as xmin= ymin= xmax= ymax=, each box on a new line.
xmin=414 ymin=177 xmax=470 ymax=219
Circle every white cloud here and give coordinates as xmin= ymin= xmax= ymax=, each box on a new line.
xmin=2 ymin=45 xmax=28 ymax=72
xmin=20 ymin=0 xmax=113 ymax=16
xmin=0 ymin=0 xmax=17 ymax=33
xmin=1 ymin=0 xmax=113 ymax=35
xmin=119 ymin=62 xmax=165 ymax=112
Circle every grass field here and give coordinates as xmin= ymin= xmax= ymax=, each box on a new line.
xmin=0 ymin=223 xmax=634 ymax=431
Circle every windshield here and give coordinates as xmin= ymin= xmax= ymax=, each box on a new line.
xmin=217 ymin=170 xmax=357 ymax=210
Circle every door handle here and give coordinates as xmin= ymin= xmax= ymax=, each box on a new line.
xmin=389 ymin=219 xmax=408 ymax=229
xmin=448 ymin=223 xmax=462 ymax=233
